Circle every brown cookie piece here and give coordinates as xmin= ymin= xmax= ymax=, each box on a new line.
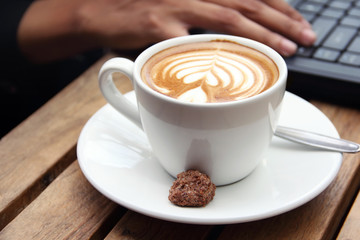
xmin=168 ymin=170 xmax=216 ymax=207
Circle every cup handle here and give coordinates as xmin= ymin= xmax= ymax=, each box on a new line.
xmin=98 ymin=58 xmax=143 ymax=129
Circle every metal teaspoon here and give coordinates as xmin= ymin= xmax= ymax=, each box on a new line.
xmin=275 ymin=126 xmax=360 ymax=153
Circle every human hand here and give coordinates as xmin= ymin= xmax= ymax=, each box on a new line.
xmin=202 ymin=0 xmax=317 ymax=56
xmin=18 ymin=0 xmax=316 ymax=63
xmin=79 ymin=0 xmax=315 ymax=56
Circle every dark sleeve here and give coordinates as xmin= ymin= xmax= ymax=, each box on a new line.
xmin=0 ymin=0 xmax=33 ymax=63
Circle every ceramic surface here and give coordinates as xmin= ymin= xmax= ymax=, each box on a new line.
xmin=77 ymin=91 xmax=342 ymax=225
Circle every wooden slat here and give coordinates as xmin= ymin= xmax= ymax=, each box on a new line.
xmin=0 ymin=161 xmax=123 ymax=240
xmin=0 ymin=54 xmax=119 ymax=229
xmin=105 ymin=211 xmax=216 ymax=240
xmin=0 ymin=145 xmax=76 ymax=230
xmin=217 ymin=102 xmax=360 ymax=240
xmin=2 ymin=50 xmax=360 ymax=240
xmin=337 ymin=191 xmax=360 ymax=240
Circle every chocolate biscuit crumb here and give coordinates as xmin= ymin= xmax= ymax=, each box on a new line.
xmin=168 ymin=170 xmax=216 ymax=207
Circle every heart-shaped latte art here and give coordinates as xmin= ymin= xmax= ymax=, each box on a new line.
xmin=142 ymin=41 xmax=278 ymax=103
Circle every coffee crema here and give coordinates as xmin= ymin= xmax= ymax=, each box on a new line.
xmin=141 ymin=40 xmax=279 ymax=103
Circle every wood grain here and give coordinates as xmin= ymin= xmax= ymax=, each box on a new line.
xmin=105 ymin=211 xmax=215 ymax=240
xmin=0 ymin=161 xmax=123 ymax=240
xmin=0 ymin=54 xmax=117 ymax=229
xmin=337 ymin=191 xmax=360 ymax=240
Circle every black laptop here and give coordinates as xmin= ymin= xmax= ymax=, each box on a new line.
xmin=285 ymin=0 xmax=360 ymax=106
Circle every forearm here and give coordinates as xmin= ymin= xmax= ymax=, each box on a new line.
xmin=18 ymin=0 xmax=99 ymax=63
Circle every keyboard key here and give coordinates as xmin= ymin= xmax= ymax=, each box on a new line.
xmin=314 ymin=47 xmax=340 ymax=61
xmin=348 ymin=36 xmax=360 ymax=53
xmin=297 ymin=46 xmax=316 ymax=57
xmin=321 ymin=8 xmax=345 ymax=18
xmin=322 ymin=26 xmax=357 ymax=50
xmin=329 ymin=1 xmax=352 ymax=10
xmin=341 ymin=16 xmax=360 ymax=27
xmin=286 ymin=0 xmax=300 ymax=5
xmin=308 ymin=0 xmax=328 ymax=4
xmin=339 ymin=52 xmax=360 ymax=66
xmin=348 ymin=8 xmax=360 ymax=17
xmin=300 ymin=11 xmax=317 ymax=22
xmin=298 ymin=2 xmax=324 ymax=12
xmin=311 ymin=17 xmax=338 ymax=46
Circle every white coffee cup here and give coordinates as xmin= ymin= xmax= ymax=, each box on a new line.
xmin=99 ymin=34 xmax=287 ymax=186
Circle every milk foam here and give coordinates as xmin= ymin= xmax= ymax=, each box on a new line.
xmin=141 ymin=41 xmax=278 ymax=103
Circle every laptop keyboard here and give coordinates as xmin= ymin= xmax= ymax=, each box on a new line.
xmin=286 ymin=0 xmax=360 ymax=85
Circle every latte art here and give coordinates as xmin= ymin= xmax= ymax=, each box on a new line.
xmin=141 ymin=41 xmax=279 ymax=103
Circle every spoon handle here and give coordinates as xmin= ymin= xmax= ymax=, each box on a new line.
xmin=275 ymin=126 xmax=360 ymax=153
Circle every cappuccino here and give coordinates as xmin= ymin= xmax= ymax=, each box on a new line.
xmin=99 ymin=34 xmax=287 ymax=185
xmin=141 ymin=40 xmax=279 ymax=103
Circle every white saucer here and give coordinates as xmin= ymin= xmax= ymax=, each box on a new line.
xmin=77 ymin=91 xmax=342 ymax=225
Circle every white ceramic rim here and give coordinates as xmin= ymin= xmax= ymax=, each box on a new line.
xmin=133 ymin=34 xmax=287 ymax=108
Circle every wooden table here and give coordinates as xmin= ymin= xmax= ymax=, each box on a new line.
xmin=1 ymin=53 xmax=359 ymax=240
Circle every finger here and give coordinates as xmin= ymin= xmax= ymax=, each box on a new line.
xmin=261 ymin=0 xmax=311 ymax=28
xmin=258 ymin=7 xmax=316 ymax=46
xmin=229 ymin=17 xmax=299 ymax=57
xmin=229 ymin=0 xmax=316 ymax=46
xmin=179 ymin=2 xmax=298 ymax=56
xmin=200 ymin=0 xmax=315 ymax=46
